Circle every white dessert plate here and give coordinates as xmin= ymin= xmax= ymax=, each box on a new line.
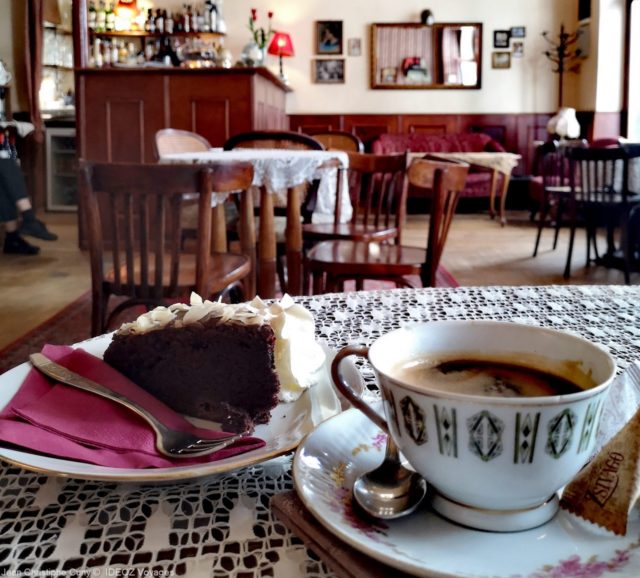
xmin=293 ymin=407 xmax=640 ymax=578
xmin=0 ymin=335 xmax=351 ymax=482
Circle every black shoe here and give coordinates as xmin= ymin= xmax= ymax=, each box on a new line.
xmin=19 ymin=219 xmax=58 ymax=241
xmin=3 ymin=234 xmax=40 ymax=255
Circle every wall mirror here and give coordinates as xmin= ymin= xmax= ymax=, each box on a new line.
xmin=370 ymin=22 xmax=482 ymax=89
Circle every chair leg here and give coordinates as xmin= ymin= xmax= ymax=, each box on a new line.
xmin=312 ymin=271 xmax=325 ymax=295
xmin=553 ymin=198 xmax=565 ymax=251
xmin=91 ymin=290 xmax=108 ymax=337
xmin=533 ymin=202 xmax=550 ymax=257
xmin=564 ymin=223 xmax=577 ymax=280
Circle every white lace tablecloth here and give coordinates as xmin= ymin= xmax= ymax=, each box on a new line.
xmin=3 ymin=285 xmax=640 ymax=577
xmin=162 ymin=148 xmax=352 ymax=224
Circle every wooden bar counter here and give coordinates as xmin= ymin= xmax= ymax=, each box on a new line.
xmin=75 ymin=66 xmax=291 ymax=164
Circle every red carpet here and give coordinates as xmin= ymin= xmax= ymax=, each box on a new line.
xmin=0 ymin=267 xmax=457 ymax=375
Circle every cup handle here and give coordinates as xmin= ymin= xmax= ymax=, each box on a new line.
xmin=331 ymin=345 xmax=389 ymax=434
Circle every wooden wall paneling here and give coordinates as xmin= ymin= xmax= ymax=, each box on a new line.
xmin=289 ymin=114 xmax=344 ymax=135
xmin=253 ymin=75 xmax=289 ymax=130
xmin=106 ymin=100 xmax=146 ymax=163
xmin=168 ymin=74 xmax=249 ymax=147
xmin=459 ymin=113 xmax=519 ymax=151
xmin=343 ymin=114 xmax=400 ymax=150
xmin=401 ymin=114 xmax=457 ymax=135
xmin=191 ymin=98 xmax=231 ymax=144
xmin=78 ymin=72 xmax=166 ymax=163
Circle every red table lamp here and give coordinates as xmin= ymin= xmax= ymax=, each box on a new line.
xmin=268 ymin=31 xmax=295 ymax=84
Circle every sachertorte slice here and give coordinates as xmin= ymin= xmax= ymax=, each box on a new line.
xmin=103 ymin=294 xmax=325 ymax=433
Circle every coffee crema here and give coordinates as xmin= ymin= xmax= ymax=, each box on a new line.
xmin=393 ymin=357 xmax=587 ymax=397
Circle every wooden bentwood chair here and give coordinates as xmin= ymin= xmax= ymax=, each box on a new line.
xmin=154 ymin=128 xmax=212 ymax=159
xmin=302 ymin=151 xmax=409 ymax=292
xmin=307 ymin=158 xmax=469 ymax=293
xmin=305 ymin=130 xmax=365 ymax=153
xmin=563 ymin=146 xmax=640 ymax=281
xmin=531 ymin=139 xmax=587 ymax=258
xmin=80 ymin=161 xmax=254 ymax=336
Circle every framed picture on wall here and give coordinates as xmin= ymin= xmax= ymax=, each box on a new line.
xmin=316 ymin=20 xmax=343 ymax=55
xmin=313 ymin=59 xmax=345 ymax=83
xmin=493 ymin=30 xmax=510 ymax=48
xmin=347 ymin=37 xmax=362 ymax=57
xmin=512 ymin=41 xmax=524 ymax=58
xmin=492 ymin=51 xmax=511 ymax=69
xmin=510 ymin=26 xmax=526 ymax=38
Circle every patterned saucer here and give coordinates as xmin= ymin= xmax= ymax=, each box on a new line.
xmin=293 ymin=407 xmax=640 ymax=578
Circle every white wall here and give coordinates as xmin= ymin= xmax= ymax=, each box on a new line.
xmin=158 ymin=0 xmax=581 ymax=115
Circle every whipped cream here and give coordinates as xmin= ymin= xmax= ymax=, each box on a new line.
xmin=116 ymin=293 xmax=326 ymax=401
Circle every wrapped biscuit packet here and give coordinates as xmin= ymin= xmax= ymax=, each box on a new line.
xmin=560 ymin=362 xmax=640 ymax=535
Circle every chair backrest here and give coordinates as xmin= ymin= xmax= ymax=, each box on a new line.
xmin=407 ymin=158 xmax=469 ymax=287
xmin=307 ymin=130 xmax=364 ymax=152
xmin=154 ymin=129 xmax=211 ymax=159
xmin=79 ymin=161 xmax=254 ymax=307
xmin=223 ymin=130 xmax=324 ymax=151
xmin=532 ymin=139 xmax=587 ymax=190
xmin=346 ymin=151 xmax=410 ymax=239
xmin=566 ymin=145 xmax=631 ymax=203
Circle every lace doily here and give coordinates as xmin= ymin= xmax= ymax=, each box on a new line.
xmin=2 ymin=285 xmax=640 ymax=577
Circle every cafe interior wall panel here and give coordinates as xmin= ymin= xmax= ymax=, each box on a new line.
xmin=77 ymin=73 xmax=166 ymax=164
xmin=253 ymin=75 xmax=288 ymax=130
xmin=188 ymin=98 xmax=231 ymax=147
xmin=105 ymin=100 xmax=147 ymax=164
xmin=343 ymin=115 xmax=400 ymax=149
xmin=168 ymin=76 xmax=249 ymax=147
xmin=289 ymin=115 xmax=344 ymax=135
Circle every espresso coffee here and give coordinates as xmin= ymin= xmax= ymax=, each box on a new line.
xmin=394 ymin=357 xmax=586 ymax=397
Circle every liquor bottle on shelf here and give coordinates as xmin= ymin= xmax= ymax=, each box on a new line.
xmin=165 ymin=11 xmax=174 ymax=33
xmin=105 ymin=1 xmax=115 ymax=31
xmin=155 ymin=9 xmax=164 ymax=34
xmin=183 ymin=5 xmax=191 ymax=33
xmin=210 ymin=1 xmax=218 ymax=33
xmin=95 ymin=0 xmax=106 ymax=33
xmin=144 ymin=8 xmax=155 ymax=33
xmin=88 ymin=0 xmax=97 ymax=31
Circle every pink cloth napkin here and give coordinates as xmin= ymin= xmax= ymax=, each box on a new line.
xmin=0 ymin=344 xmax=265 ymax=468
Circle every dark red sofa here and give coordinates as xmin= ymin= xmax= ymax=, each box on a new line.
xmin=371 ymin=133 xmax=507 ymax=198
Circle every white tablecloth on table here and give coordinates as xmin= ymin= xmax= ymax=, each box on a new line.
xmin=162 ymin=148 xmax=353 ymax=224
xmin=3 ymin=285 xmax=640 ymax=577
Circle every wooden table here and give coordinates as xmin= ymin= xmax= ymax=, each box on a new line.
xmin=411 ymin=151 xmax=521 ymax=225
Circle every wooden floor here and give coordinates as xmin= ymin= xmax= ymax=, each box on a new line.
xmin=0 ymin=209 xmax=634 ymax=351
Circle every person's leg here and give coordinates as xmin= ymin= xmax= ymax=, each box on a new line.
xmin=0 ymin=161 xmax=41 ymax=254
xmin=0 ymin=159 xmax=57 ymax=241
xmin=16 ymin=196 xmax=58 ymax=241
xmin=2 ymin=218 xmax=40 ymax=255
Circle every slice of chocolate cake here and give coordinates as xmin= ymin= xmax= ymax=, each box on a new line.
xmin=103 ymin=294 xmax=325 ymax=433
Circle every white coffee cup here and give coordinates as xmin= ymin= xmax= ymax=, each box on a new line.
xmin=331 ymin=321 xmax=616 ymax=531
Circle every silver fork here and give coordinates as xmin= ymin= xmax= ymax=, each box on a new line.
xmin=29 ymin=353 xmax=242 ymax=459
